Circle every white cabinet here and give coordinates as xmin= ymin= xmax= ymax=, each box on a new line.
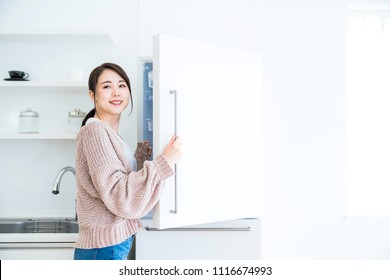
xmin=0 ymin=243 xmax=75 ymax=260
xmin=136 ymin=219 xmax=260 ymax=260
xmin=0 ymin=233 xmax=78 ymax=260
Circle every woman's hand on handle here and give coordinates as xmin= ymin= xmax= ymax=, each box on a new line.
xmin=162 ymin=135 xmax=182 ymax=166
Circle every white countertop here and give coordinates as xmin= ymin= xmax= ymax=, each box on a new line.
xmin=0 ymin=233 xmax=78 ymax=243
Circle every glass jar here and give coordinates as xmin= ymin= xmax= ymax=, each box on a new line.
xmin=19 ymin=108 xmax=39 ymax=134
xmin=68 ymin=108 xmax=86 ymax=133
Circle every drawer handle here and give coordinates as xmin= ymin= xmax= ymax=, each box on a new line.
xmin=145 ymin=227 xmax=251 ymax=232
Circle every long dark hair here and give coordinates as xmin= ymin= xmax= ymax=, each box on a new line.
xmin=81 ymin=62 xmax=133 ymax=126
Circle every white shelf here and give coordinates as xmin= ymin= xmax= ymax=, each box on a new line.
xmin=0 ymin=81 xmax=87 ymax=92
xmin=0 ymin=32 xmax=114 ymax=44
xmin=0 ymin=134 xmax=77 ymax=140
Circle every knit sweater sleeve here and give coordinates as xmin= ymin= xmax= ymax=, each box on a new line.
xmin=79 ymin=123 xmax=174 ymax=219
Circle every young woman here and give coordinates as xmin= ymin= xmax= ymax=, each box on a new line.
xmin=73 ymin=63 xmax=182 ymax=260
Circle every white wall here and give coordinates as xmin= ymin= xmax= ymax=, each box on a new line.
xmin=138 ymin=0 xmax=390 ymax=259
xmin=0 ymin=0 xmax=139 ymax=218
xmin=1 ymin=0 xmax=390 ymax=259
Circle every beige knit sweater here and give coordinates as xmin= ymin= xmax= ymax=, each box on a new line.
xmin=74 ymin=119 xmax=174 ymax=249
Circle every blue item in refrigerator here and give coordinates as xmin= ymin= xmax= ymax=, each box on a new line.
xmin=143 ymin=62 xmax=153 ymax=158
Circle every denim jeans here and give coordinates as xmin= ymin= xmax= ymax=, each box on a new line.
xmin=74 ymin=235 xmax=134 ymax=260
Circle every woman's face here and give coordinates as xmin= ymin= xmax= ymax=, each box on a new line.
xmin=90 ymin=69 xmax=130 ymax=119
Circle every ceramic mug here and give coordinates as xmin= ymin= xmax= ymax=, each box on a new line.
xmin=9 ymin=70 xmax=29 ymax=79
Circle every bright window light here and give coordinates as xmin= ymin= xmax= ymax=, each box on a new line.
xmin=347 ymin=6 xmax=390 ymax=217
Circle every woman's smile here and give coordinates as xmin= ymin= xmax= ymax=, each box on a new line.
xmin=109 ymin=100 xmax=123 ymax=106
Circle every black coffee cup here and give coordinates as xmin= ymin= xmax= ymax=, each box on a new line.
xmin=9 ymin=70 xmax=29 ymax=79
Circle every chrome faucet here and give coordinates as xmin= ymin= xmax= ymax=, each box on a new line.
xmin=52 ymin=166 xmax=75 ymax=195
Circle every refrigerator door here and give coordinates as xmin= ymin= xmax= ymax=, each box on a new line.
xmin=153 ymin=34 xmax=262 ymax=229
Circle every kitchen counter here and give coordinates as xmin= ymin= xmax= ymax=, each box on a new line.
xmin=0 ymin=217 xmax=78 ymax=243
xmin=0 ymin=233 xmax=78 ymax=243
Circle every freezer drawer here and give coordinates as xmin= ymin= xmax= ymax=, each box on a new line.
xmin=136 ymin=219 xmax=260 ymax=260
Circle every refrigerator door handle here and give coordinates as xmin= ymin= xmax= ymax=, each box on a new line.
xmin=145 ymin=227 xmax=251 ymax=232
xmin=169 ymin=90 xmax=178 ymax=214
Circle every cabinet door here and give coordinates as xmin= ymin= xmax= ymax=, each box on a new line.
xmin=153 ymin=35 xmax=262 ymax=229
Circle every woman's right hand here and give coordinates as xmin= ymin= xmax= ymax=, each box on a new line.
xmin=162 ymin=135 xmax=182 ymax=166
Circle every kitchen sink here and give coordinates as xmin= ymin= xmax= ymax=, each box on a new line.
xmin=0 ymin=218 xmax=78 ymax=233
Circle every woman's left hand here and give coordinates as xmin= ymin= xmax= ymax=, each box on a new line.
xmin=136 ymin=141 xmax=152 ymax=158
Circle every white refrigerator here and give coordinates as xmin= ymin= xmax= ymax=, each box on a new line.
xmin=137 ymin=35 xmax=262 ymax=259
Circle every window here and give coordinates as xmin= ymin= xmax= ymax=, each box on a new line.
xmin=347 ymin=5 xmax=390 ymax=216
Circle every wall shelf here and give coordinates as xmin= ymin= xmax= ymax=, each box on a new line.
xmin=0 ymin=134 xmax=77 ymax=140
xmin=0 ymin=80 xmax=86 ymax=139
xmin=0 ymin=32 xmax=114 ymax=44
xmin=0 ymin=81 xmax=87 ymax=92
